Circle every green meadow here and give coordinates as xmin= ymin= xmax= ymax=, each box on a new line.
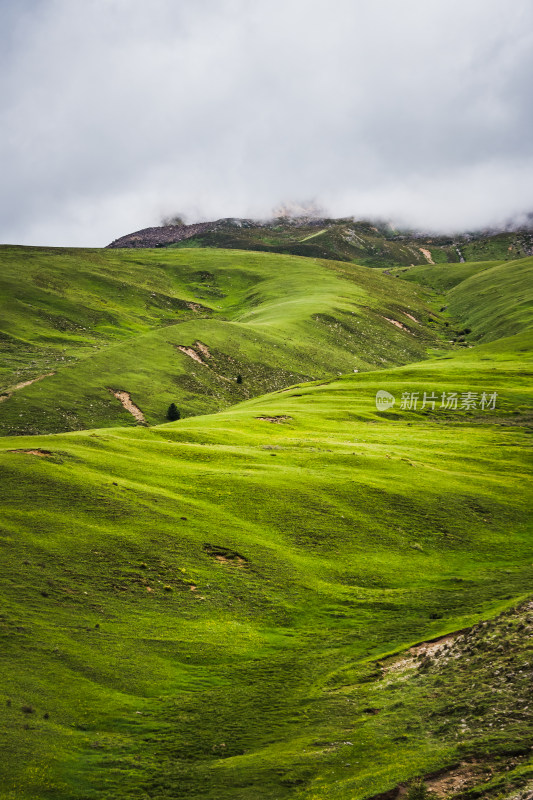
xmin=0 ymin=247 xmax=532 ymax=799
xmin=0 ymin=246 xmax=445 ymax=435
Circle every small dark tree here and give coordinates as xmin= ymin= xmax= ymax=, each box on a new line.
xmin=167 ymin=403 xmax=180 ymax=421
xmin=406 ymin=780 xmax=434 ymax=800
xmin=236 ymin=374 xmax=243 ymax=384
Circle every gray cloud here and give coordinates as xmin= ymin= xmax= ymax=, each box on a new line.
xmin=1 ymin=0 xmax=533 ymax=245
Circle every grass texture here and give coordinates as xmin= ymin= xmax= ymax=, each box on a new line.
xmin=0 ymin=248 xmax=531 ymax=799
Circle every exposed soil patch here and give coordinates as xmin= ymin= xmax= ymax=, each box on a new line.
xmin=204 ymin=544 xmax=248 ymax=566
xmin=403 ymin=312 xmax=419 ymax=323
xmin=108 ymin=390 xmax=146 ymax=424
xmin=368 ymin=762 xmax=488 ymax=799
xmin=382 ymin=317 xmax=412 ymax=333
xmin=256 ymin=415 xmax=292 ymax=423
xmin=372 ymin=600 xmax=533 ymax=798
xmin=410 ymin=630 xmax=466 ymax=659
xmin=7 ymin=449 xmax=52 ymax=457
xmin=177 ymin=346 xmax=205 ymax=365
xmin=195 ymin=341 xmax=211 ymax=359
xmin=383 ymin=627 xmax=468 ymax=674
xmin=426 ymin=762 xmax=486 ymax=797
xmin=419 ymin=247 xmax=435 ymax=264
xmin=177 ymin=341 xmax=212 ymax=365
xmin=179 ymin=346 xmax=204 ymax=364
xmin=186 ymin=302 xmax=201 ymax=312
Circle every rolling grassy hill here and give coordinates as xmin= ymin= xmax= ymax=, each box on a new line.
xmin=0 ymin=247 xmax=532 ymax=799
xmin=0 ymin=337 xmax=532 ymax=800
xmin=395 ymin=256 xmax=533 ymax=343
xmin=0 ymin=246 xmax=447 ymax=436
xmin=391 ymin=259 xmax=508 ymax=292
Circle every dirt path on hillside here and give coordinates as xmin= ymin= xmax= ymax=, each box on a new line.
xmin=109 ymin=390 xmax=146 ymax=424
xmin=0 ymin=371 xmax=56 ymax=403
xmin=8 ymin=449 xmax=52 ymax=457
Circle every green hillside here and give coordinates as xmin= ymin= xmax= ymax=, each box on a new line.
xmin=445 ymin=258 xmax=533 ymax=343
xmin=0 ymin=246 xmax=446 ymax=436
xmin=392 ymin=259 xmax=506 ymax=292
xmin=0 ymin=334 xmax=532 ymax=800
xmin=395 ymin=256 xmax=533 ymax=343
xmin=0 ymin=247 xmax=532 ymax=799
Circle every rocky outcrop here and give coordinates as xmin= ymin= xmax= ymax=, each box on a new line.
xmin=106 ymin=221 xmax=218 ymax=248
xmin=106 ymin=217 xmax=262 ymax=248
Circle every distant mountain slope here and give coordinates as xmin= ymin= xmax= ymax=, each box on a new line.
xmin=107 ymin=216 xmax=533 ymax=268
xmin=397 ymin=256 xmax=533 ymax=343
xmin=0 ymin=246 xmax=445 ymax=435
xmin=393 ymin=259 xmax=506 ymax=292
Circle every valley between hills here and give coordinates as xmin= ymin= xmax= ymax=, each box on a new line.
xmin=0 ymin=227 xmax=532 ymax=799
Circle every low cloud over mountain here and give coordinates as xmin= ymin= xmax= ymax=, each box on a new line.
xmin=1 ymin=0 xmax=533 ymax=245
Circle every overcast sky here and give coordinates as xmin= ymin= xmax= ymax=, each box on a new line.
xmin=1 ymin=0 xmax=533 ymax=246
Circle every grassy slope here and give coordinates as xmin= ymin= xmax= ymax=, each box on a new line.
xmin=445 ymin=258 xmax=533 ymax=343
xmin=461 ymin=232 xmax=532 ymax=263
xmin=393 ymin=260 xmax=506 ymax=292
xmin=1 ymin=250 xmax=532 ymax=799
xmin=0 ymin=246 xmax=445 ymax=435
xmin=0 ymin=329 xmax=532 ymax=800
xmin=395 ymin=256 xmax=533 ymax=344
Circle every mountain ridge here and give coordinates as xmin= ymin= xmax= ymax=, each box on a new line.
xmin=106 ymin=216 xmax=533 ymax=269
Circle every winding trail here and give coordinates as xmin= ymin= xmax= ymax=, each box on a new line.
xmin=0 ymin=371 xmax=56 ymax=403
